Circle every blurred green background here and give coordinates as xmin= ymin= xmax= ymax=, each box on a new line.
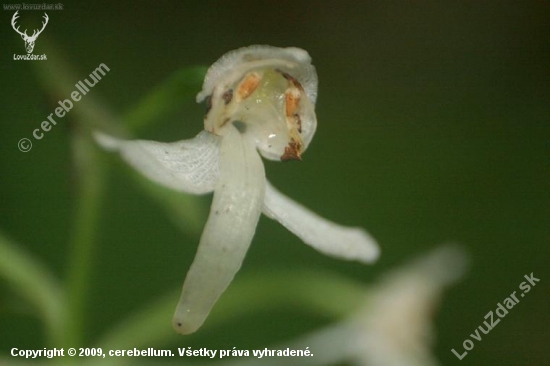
xmin=1 ymin=1 xmax=549 ymax=365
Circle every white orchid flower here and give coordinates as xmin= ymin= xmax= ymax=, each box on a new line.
xmin=95 ymin=45 xmax=380 ymax=335
xmin=257 ymin=246 xmax=467 ymax=366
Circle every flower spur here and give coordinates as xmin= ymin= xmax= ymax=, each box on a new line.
xmin=95 ymin=45 xmax=380 ymax=334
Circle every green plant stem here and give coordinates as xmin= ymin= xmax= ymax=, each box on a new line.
xmin=95 ymin=291 xmax=179 ymax=352
xmin=95 ymin=270 xmax=367 ymax=357
xmin=33 ymin=38 xmax=125 ymax=137
xmin=122 ymin=66 xmax=207 ymax=133
xmin=208 ymin=269 xmax=368 ymax=325
xmin=64 ymin=130 xmax=105 ymax=349
xmin=0 ymin=232 xmax=65 ymax=346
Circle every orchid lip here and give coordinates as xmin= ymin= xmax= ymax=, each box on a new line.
xmin=172 ymin=125 xmax=265 ymax=334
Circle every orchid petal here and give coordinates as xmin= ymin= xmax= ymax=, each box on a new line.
xmin=199 ymin=45 xmax=318 ymax=161
xmin=197 ymin=45 xmax=318 ymax=105
xmin=248 ymin=246 xmax=467 ymax=366
xmin=173 ymin=125 xmax=265 ymax=334
xmin=353 ymin=245 xmax=468 ymax=366
xmin=283 ymin=323 xmax=356 ymax=366
xmin=94 ymin=131 xmax=220 ymax=194
xmin=262 ymin=182 xmax=379 ymax=263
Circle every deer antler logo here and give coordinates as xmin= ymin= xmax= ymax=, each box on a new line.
xmin=11 ymin=11 xmax=49 ymax=54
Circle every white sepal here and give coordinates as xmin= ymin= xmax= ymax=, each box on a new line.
xmin=94 ymin=130 xmax=220 ymax=194
xmin=263 ymin=182 xmax=380 ymax=263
